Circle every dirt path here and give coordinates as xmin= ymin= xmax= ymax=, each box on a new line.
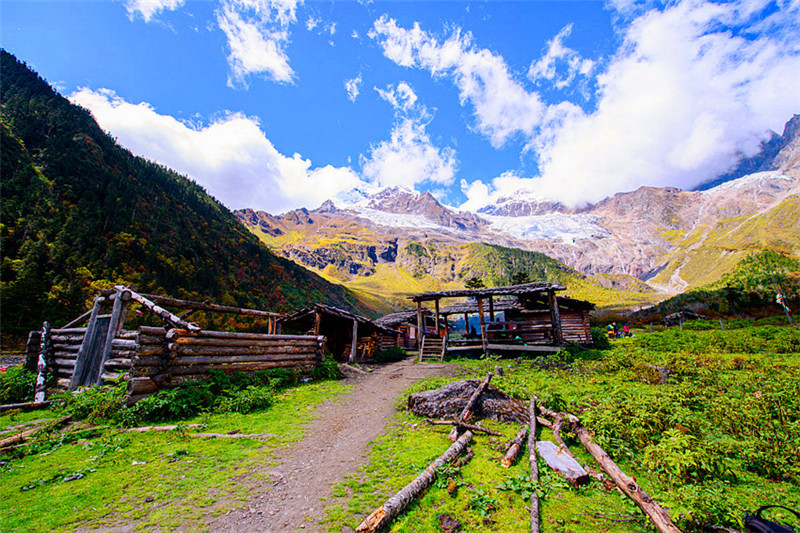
xmin=206 ymin=358 xmax=455 ymax=533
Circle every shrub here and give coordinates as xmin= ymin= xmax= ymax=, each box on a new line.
xmin=591 ymin=328 xmax=612 ymax=350
xmin=373 ymin=346 xmax=409 ymax=363
xmin=215 ymin=386 xmax=273 ymax=414
xmin=0 ymin=366 xmax=36 ymax=404
xmin=311 ymin=353 xmax=342 ymax=381
xmin=56 ymin=381 xmax=127 ymax=423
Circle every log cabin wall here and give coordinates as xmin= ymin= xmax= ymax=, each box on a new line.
xmin=27 ymin=325 xmax=326 ymax=403
xmin=126 ymin=328 xmax=325 ymax=403
xmin=503 ymin=309 xmax=592 ymax=346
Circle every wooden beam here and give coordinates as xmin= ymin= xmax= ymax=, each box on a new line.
xmin=60 ymin=310 xmax=92 ymax=329
xmin=349 ymin=319 xmax=358 ymax=363
xmin=434 ymin=299 xmax=440 ymax=335
xmin=120 ymin=286 xmax=201 ymax=332
xmin=96 ymin=295 xmax=127 ymax=385
xmin=489 ymin=296 xmax=495 ymax=321
xmin=314 ymin=310 xmax=322 ymax=336
xmin=138 ymin=292 xmax=282 ymax=318
xmin=416 ymin=300 xmax=424 ymax=358
xmin=464 ymin=313 xmax=469 ymax=335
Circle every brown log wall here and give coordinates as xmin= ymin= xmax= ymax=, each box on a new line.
xmin=26 ymin=326 xmax=325 ymax=402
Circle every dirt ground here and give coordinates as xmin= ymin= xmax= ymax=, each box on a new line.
xmin=204 ymin=358 xmax=455 ymax=533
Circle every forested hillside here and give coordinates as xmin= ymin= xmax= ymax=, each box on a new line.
xmin=0 ymin=50 xmax=366 ymax=342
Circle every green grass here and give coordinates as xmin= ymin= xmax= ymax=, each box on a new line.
xmin=0 ymin=379 xmax=352 ymax=532
xmin=322 ymin=326 xmax=800 ymax=533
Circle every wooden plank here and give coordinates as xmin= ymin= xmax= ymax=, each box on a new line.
xmin=70 ymin=297 xmax=103 ymax=390
xmin=536 ymin=440 xmax=589 ymax=486
xmin=168 ymin=345 xmax=318 ymax=357
xmin=139 ymin=326 xmax=167 ymax=336
xmin=169 ymin=337 xmax=319 ymax=348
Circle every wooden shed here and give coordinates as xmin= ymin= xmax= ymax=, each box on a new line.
xmin=278 ymin=303 xmax=399 ymax=363
xmin=23 ymin=286 xmax=324 ymax=404
xmin=374 ymin=310 xmax=434 ymax=350
xmin=408 ymin=282 xmax=595 ymax=360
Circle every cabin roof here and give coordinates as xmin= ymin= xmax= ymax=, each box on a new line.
xmin=279 ymin=303 xmax=398 ymax=334
xmin=374 ymin=309 xmax=431 ymax=327
xmin=408 ymin=281 xmax=566 ymax=302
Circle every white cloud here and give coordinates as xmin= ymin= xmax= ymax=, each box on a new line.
xmin=345 ymin=73 xmax=362 ymax=102
xmin=361 ymin=83 xmax=457 ymax=188
xmin=369 ymin=16 xmax=547 ymax=148
xmin=217 ymin=0 xmax=302 ymax=86
xmin=532 ymin=0 xmax=800 ymax=206
xmin=528 ymin=24 xmax=595 ymax=92
xmin=70 ymin=88 xmax=365 ymax=213
xmin=372 ymin=1 xmax=800 ymax=207
xmin=305 ymin=16 xmax=319 ymax=31
xmin=124 ymin=0 xmax=184 ymax=22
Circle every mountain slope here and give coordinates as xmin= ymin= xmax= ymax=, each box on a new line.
xmin=0 ymin=50 xmax=368 ymax=340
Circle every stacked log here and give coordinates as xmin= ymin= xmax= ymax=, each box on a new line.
xmin=100 ymin=329 xmax=137 ymax=383
xmin=126 ymin=326 xmax=167 ymax=403
xmin=49 ymin=327 xmax=87 ymax=390
xmin=560 ymin=312 xmax=591 ymax=344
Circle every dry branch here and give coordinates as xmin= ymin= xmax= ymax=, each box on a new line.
xmin=0 ymin=416 xmax=71 ymax=449
xmin=355 ymin=431 xmax=473 ymax=533
xmin=123 ymin=425 xmax=277 ymax=439
xmin=424 ymin=418 xmax=502 ymax=436
xmin=459 ymin=372 xmax=492 ymax=422
xmin=502 ymin=425 xmax=528 ymax=468
xmin=566 ymin=416 xmax=682 ymax=533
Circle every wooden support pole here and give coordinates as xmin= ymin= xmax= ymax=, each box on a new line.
xmin=477 ymin=297 xmax=488 ymax=354
xmin=416 ymin=300 xmax=424 ymax=357
xmin=34 ymin=322 xmax=50 ymax=403
xmin=70 ymin=297 xmax=103 ymax=391
xmin=314 ymin=311 xmax=322 ymax=336
xmin=434 ymin=299 xmax=440 ymax=335
xmin=464 ymin=313 xmax=469 ymax=335
xmin=60 ymin=310 xmax=92 ymax=330
xmin=349 ymin=319 xmax=359 ymax=363
xmin=548 ymin=290 xmax=563 ymax=346
xmin=529 ymin=399 xmax=540 ymax=533
xmin=96 ymin=294 xmax=126 ymax=385
xmin=355 ymin=431 xmax=473 ymax=533
xmin=489 ymin=296 xmax=495 ymax=322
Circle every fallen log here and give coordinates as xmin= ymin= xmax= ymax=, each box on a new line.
xmin=424 ymin=418 xmax=502 ymax=436
xmin=536 ymin=440 xmax=590 ymax=486
xmin=0 ymin=416 xmax=71 ymax=449
xmin=567 ymin=416 xmax=682 ymax=533
xmin=529 ymin=398 xmax=540 ymax=533
xmin=459 ymin=372 xmax=492 ymax=422
xmin=355 ymin=431 xmax=473 ymax=533
xmin=501 ymin=425 xmax=528 ymax=468
xmin=408 ymin=379 xmax=527 ymax=423
xmin=0 ymin=400 xmax=54 ymax=414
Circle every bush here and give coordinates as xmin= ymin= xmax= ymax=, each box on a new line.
xmin=311 ymin=353 xmax=342 ymax=381
xmin=373 ymin=346 xmax=409 ymax=363
xmin=591 ymin=328 xmax=611 ymax=350
xmin=215 ymin=386 xmax=273 ymax=414
xmin=0 ymin=366 xmax=36 ymax=404
xmin=57 ymin=381 xmax=127 ymax=423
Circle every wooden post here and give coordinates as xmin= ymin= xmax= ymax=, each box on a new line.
xmin=95 ymin=292 xmax=128 ymax=385
xmin=547 ymin=290 xmax=563 ymax=346
xmin=416 ymin=300 xmax=424 ymax=357
xmin=70 ymin=296 xmax=103 ymax=391
xmin=477 ymin=297 xmax=487 ymax=355
xmin=489 ymin=296 xmax=495 ymax=322
xmin=349 ymin=319 xmax=358 ymax=363
xmin=529 ymin=398 xmax=540 ymax=533
xmin=434 ymin=299 xmax=440 ymax=335
xmin=464 ymin=313 xmax=469 ymax=335
xmin=314 ymin=310 xmax=322 ymax=335
xmin=34 ymin=322 xmax=51 ymax=403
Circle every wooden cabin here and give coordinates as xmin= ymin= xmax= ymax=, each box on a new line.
xmin=278 ymin=303 xmax=399 ymax=363
xmin=374 ymin=310 xmax=434 ymax=350
xmin=408 ymin=282 xmax=595 ymax=360
xmin=23 ymin=286 xmax=324 ymax=404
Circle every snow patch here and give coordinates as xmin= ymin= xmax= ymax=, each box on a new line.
xmin=485 ymin=214 xmax=609 ymax=243
xmin=702 ymin=171 xmax=790 ymax=194
xmin=348 ymin=207 xmax=453 ymax=231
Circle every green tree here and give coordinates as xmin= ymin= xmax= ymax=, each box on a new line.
xmin=510 ymin=271 xmax=530 ymax=285
xmin=464 ymin=277 xmax=485 ymax=289
xmin=723 ymin=250 xmax=800 ymax=295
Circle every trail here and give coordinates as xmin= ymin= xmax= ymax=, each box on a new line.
xmin=206 ymin=358 xmax=454 ymax=532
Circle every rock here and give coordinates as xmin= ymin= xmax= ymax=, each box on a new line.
xmin=438 ymin=513 xmax=462 ymax=533
xmin=407 ymin=380 xmax=528 ymax=423
xmin=145 ymin=496 xmax=154 ymax=503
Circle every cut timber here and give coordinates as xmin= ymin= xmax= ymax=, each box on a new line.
xmin=424 ymin=419 xmax=501 ymax=436
xmin=0 ymin=401 xmax=54 ymax=414
xmin=121 ymin=287 xmax=201 ymax=332
xmin=568 ymin=417 xmax=682 ymax=533
xmin=0 ymin=416 xmax=71 ymax=449
xmin=355 ymin=431 xmax=473 ymax=533
xmin=501 ymin=426 xmax=528 ymax=468
xmin=529 ymin=399 xmax=540 ymax=533
xmin=536 ymin=440 xmax=590 ymax=486
xmin=459 ymin=372 xmax=492 ymax=422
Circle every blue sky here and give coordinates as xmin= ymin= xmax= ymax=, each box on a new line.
xmin=2 ymin=0 xmax=799 ymax=214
